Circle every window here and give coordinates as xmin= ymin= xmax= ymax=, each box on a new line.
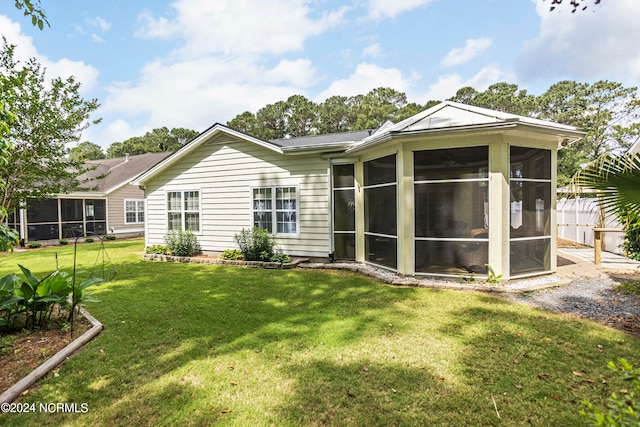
xmin=125 ymin=199 xmax=145 ymax=224
xmin=252 ymin=186 xmax=297 ymax=235
xmin=509 ymin=147 xmax=552 ymax=276
xmin=414 ymin=147 xmax=489 ymax=275
xmin=364 ymin=155 xmax=397 ymax=270
xmin=333 ymin=164 xmax=356 ymax=260
xmin=167 ymin=191 xmax=200 ymax=232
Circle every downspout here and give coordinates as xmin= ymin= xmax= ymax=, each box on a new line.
xmin=328 ymin=159 xmax=335 ymax=262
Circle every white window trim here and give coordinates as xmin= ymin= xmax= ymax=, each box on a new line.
xmin=166 ymin=190 xmax=202 ymax=234
xmin=251 ymin=185 xmax=299 ymax=238
xmin=124 ymin=199 xmax=145 ymax=224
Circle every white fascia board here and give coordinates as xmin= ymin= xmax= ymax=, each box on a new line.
xmin=280 ymin=141 xmax=355 ymax=155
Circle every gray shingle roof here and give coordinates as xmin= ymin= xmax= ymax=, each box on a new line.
xmin=78 ymin=152 xmax=173 ymax=193
xmin=269 ymin=130 xmax=372 ymax=148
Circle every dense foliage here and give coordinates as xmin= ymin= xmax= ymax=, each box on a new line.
xmin=163 ymin=228 xmax=201 ymax=257
xmin=0 ymin=264 xmax=101 ymax=331
xmin=581 ymin=359 xmax=640 ymax=426
xmin=234 ymin=227 xmax=275 ymax=261
xmin=0 ymin=37 xmax=100 ymax=222
xmin=228 ymin=81 xmax=639 ymax=187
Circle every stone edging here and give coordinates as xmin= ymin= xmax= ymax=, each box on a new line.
xmin=0 ymin=308 xmax=103 ymax=404
xmin=144 ymin=254 xmax=567 ymax=293
xmin=143 ymin=253 xmax=307 ymax=269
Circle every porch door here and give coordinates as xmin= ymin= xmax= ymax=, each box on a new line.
xmin=332 ymin=164 xmax=356 ymax=260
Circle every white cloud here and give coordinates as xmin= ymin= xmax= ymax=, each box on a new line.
xmin=90 ymin=17 xmax=112 ymax=33
xmin=441 ymin=38 xmax=492 ymax=67
xmin=421 ymin=64 xmax=507 ymax=101
xmin=265 ymin=59 xmax=318 ymax=88
xmin=99 ymin=55 xmax=314 ymax=144
xmin=317 ymin=63 xmax=420 ymax=101
xmin=136 ymin=0 xmax=347 ymax=57
xmin=516 ymin=0 xmax=640 ymax=85
xmin=366 ymin=0 xmax=436 ymax=20
xmin=0 ymin=15 xmax=99 ymax=93
xmin=363 ymin=43 xmax=383 ymax=58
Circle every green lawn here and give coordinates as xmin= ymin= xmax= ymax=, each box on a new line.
xmin=0 ymin=239 xmax=638 ymax=426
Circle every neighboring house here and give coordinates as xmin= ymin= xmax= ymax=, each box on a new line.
xmin=133 ymin=102 xmax=583 ymax=280
xmin=8 ymin=152 xmax=171 ymax=242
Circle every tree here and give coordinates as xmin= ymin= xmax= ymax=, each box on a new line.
xmin=256 ymin=101 xmax=288 ymax=140
xmin=13 ymin=0 xmax=49 ymax=29
xmin=449 ymin=82 xmax=535 ymax=116
xmin=546 ymin=0 xmax=602 ymax=13
xmin=228 ymin=111 xmax=259 ymax=136
xmin=567 ymin=151 xmax=640 ymax=258
xmin=105 ymin=127 xmax=198 ymax=157
xmin=284 ymin=95 xmax=317 ymax=138
xmin=69 ymin=141 xmax=105 ymax=163
xmin=0 ymin=38 xmax=100 ymax=220
xmin=351 ymin=87 xmax=409 ymax=130
xmin=315 ymin=96 xmax=353 ymax=134
xmin=537 ymin=80 xmax=640 ymax=185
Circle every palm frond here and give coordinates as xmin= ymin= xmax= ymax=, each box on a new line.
xmin=565 ymin=152 xmax=640 ymax=226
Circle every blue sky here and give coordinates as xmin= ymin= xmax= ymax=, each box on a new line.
xmin=0 ymin=0 xmax=637 ymax=149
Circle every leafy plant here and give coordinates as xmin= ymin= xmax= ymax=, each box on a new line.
xmin=221 ymin=249 xmax=243 ymax=260
xmin=164 ymin=228 xmax=201 ymax=257
xmin=234 ymin=227 xmax=275 ymax=261
xmin=484 ymin=264 xmax=503 ymax=284
xmin=104 ymin=234 xmax=116 ymax=241
xmin=59 ymin=239 xmax=68 ymax=245
xmin=581 ymin=358 xmax=640 ymax=426
xmin=27 ymin=242 xmax=41 ymax=249
xmin=0 ymin=264 xmax=103 ymax=331
xmin=145 ymin=244 xmax=169 ymax=255
xmin=270 ymin=253 xmax=290 ymax=263
xmin=614 ymin=280 xmax=640 ymax=296
xmin=85 ymin=237 xmax=94 ymax=243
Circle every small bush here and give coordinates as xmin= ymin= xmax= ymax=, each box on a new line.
xmin=164 ymin=228 xmax=201 ymax=257
xmin=581 ymin=358 xmax=640 ymax=426
xmin=270 ymin=253 xmax=290 ymax=263
xmin=27 ymin=242 xmax=41 ymax=249
xmin=104 ymin=234 xmax=116 ymax=241
xmin=145 ymin=244 xmax=169 ymax=255
xmin=221 ymin=249 xmax=243 ymax=260
xmin=234 ymin=227 xmax=275 ymax=261
xmin=85 ymin=238 xmax=94 ymax=243
xmin=59 ymin=239 xmax=69 ymax=245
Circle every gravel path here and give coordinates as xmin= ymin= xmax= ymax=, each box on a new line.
xmin=502 ymin=277 xmax=640 ymax=337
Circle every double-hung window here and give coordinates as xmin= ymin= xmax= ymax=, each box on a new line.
xmin=167 ymin=191 xmax=200 ymax=232
xmin=125 ymin=199 xmax=145 ymax=224
xmin=252 ymin=186 xmax=297 ymax=235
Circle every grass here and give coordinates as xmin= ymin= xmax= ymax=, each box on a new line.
xmin=0 ymin=239 xmax=639 ymax=426
xmin=614 ymin=279 xmax=640 ymax=295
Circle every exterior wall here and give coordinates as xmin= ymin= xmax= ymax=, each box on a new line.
xmin=144 ymin=134 xmax=331 ymax=257
xmin=107 ymin=184 xmax=146 ymax=237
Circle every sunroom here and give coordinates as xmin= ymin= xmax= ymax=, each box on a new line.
xmin=329 ymin=102 xmax=583 ymax=280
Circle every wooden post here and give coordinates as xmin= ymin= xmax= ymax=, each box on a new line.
xmin=594 ymin=228 xmax=602 ymax=265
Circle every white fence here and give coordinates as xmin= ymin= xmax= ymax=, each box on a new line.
xmin=557 ymin=197 xmax=625 ymax=254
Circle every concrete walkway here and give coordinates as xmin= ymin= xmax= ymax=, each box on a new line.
xmin=557 ymin=247 xmax=640 ymax=279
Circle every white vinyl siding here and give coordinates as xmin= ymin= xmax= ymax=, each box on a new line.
xmin=124 ymin=199 xmax=145 ymax=224
xmin=144 ymin=134 xmax=330 ymax=257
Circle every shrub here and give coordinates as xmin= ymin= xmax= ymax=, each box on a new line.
xmin=145 ymin=244 xmax=169 ymax=255
xmin=221 ymin=249 xmax=243 ymax=260
xmin=85 ymin=237 xmax=94 ymax=243
xmin=581 ymin=358 xmax=640 ymax=426
xmin=104 ymin=234 xmax=116 ymax=241
xmin=26 ymin=242 xmax=41 ymax=249
xmin=59 ymin=239 xmax=69 ymax=245
xmin=270 ymin=252 xmax=290 ymax=263
xmin=234 ymin=227 xmax=275 ymax=261
xmin=164 ymin=228 xmax=201 ymax=257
